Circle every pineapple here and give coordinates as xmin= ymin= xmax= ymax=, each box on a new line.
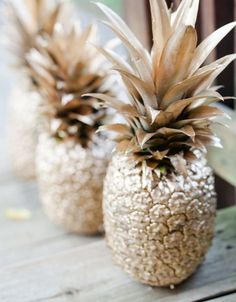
xmin=93 ymin=0 xmax=236 ymax=286
xmin=8 ymin=84 xmax=41 ymax=179
xmin=27 ymin=23 xmax=116 ymax=234
xmin=5 ymin=0 xmax=69 ymax=179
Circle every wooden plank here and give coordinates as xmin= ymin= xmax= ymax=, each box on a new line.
xmin=215 ymin=0 xmax=235 ymax=108
xmin=0 ymin=207 xmax=235 ymax=302
xmin=0 ymin=181 xmax=100 ymax=268
xmin=159 ymin=279 xmax=236 ymax=302
xmin=198 ymin=0 xmax=216 ymax=64
xmin=213 ymin=0 xmax=236 ymax=207
xmin=123 ymin=0 xmax=151 ymax=49
xmin=210 ymin=293 xmax=236 ymax=302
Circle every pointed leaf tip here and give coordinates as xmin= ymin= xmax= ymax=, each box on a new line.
xmin=190 ymin=21 xmax=236 ymax=74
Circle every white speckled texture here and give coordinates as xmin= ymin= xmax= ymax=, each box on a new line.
xmin=103 ymin=151 xmax=216 ymax=287
xmin=8 ymin=84 xmax=41 ymax=180
xmin=37 ymin=133 xmax=111 ymax=235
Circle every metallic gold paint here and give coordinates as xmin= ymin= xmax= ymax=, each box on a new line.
xmin=103 ymin=151 xmax=216 ymax=286
xmin=37 ymin=133 xmax=111 ymax=235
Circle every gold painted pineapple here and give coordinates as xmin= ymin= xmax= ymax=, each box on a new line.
xmin=5 ymin=0 xmax=69 ymax=179
xmin=27 ymin=23 xmax=116 ymax=234
xmin=93 ymin=0 xmax=236 ymax=286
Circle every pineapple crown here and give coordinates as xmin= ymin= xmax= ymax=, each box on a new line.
xmin=89 ymin=0 xmax=236 ymax=174
xmin=27 ymin=22 xmax=116 ymax=147
xmin=4 ymin=0 xmax=69 ymax=71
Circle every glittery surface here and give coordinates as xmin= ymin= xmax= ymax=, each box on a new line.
xmin=103 ymin=151 xmax=216 ymax=287
xmin=37 ymin=133 xmax=111 ymax=235
xmin=8 ymin=84 xmax=41 ymax=180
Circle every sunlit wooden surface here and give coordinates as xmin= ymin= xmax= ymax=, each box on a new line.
xmin=0 ymin=191 xmax=236 ymax=302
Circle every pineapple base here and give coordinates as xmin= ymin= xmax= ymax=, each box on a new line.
xmin=103 ymin=151 xmax=216 ymax=287
xmin=37 ymin=133 xmax=110 ymax=235
xmin=8 ymin=84 xmax=41 ymax=180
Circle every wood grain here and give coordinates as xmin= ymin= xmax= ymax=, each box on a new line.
xmin=213 ymin=0 xmax=236 ymax=206
xmin=198 ymin=0 xmax=216 ymax=64
xmin=123 ymin=0 xmax=151 ymax=49
xmin=0 ymin=181 xmax=101 ymax=268
xmin=210 ymin=293 xmax=236 ymax=302
xmin=0 ymin=207 xmax=235 ymax=302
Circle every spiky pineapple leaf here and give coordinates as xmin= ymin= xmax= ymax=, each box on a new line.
xmin=93 ymin=0 xmax=236 ymax=173
xmin=27 ymin=21 xmax=116 ymax=146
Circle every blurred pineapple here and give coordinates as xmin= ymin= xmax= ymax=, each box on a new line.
xmin=5 ymin=0 xmax=69 ymax=179
xmin=94 ymin=0 xmax=236 ymax=286
xmin=27 ymin=23 xmax=116 ymax=234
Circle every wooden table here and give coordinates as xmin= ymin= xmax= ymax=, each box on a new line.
xmin=0 ymin=170 xmax=236 ymax=302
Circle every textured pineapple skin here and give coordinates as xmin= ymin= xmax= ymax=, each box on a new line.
xmin=37 ymin=133 xmax=111 ymax=235
xmin=8 ymin=84 xmax=41 ymax=180
xmin=103 ymin=151 xmax=216 ymax=287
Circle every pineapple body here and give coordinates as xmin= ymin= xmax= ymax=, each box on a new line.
xmin=8 ymin=83 xmax=41 ymax=180
xmin=103 ymin=151 xmax=216 ymax=287
xmin=37 ymin=133 xmax=110 ymax=235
